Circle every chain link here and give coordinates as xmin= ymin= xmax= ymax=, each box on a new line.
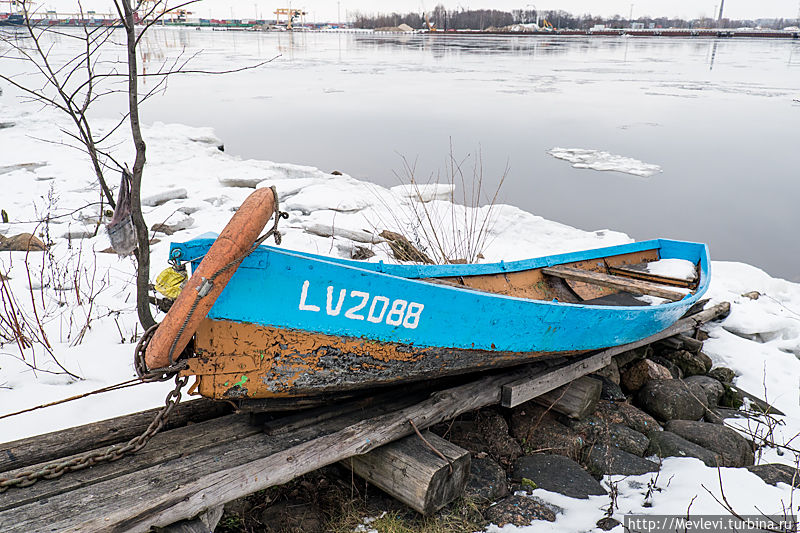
xmin=0 ymin=373 xmax=188 ymax=492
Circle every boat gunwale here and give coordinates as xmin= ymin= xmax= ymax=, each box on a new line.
xmin=170 ymin=237 xmax=710 ymax=312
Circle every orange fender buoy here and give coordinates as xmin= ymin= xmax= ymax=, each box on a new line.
xmin=144 ymin=187 xmax=277 ymax=371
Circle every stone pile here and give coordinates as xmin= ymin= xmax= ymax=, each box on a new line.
xmin=435 ymin=332 xmax=793 ymax=528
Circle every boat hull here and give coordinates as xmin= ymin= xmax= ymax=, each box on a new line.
xmin=169 ymin=238 xmax=710 ymax=399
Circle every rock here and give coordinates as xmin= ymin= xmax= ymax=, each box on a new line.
xmin=747 ymin=464 xmax=800 ymax=488
xmin=484 ymin=495 xmax=556 ymax=526
xmin=707 ymin=367 xmax=736 ymax=384
xmin=465 ymin=456 xmax=508 ymax=503
xmin=621 ymin=359 xmax=673 ymax=392
xmin=0 ymin=122 xmax=14 ymax=129
xmin=659 ymin=350 xmax=708 ymax=377
xmin=594 ymin=359 xmax=621 ymax=385
xmin=566 ymin=417 xmax=649 ymax=456
xmin=665 ymin=420 xmax=754 ymax=467
xmin=330 ymin=170 xmax=343 ymax=175
xmin=741 ymin=290 xmax=761 ymax=300
xmin=719 ymin=383 xmax=744 ymax=409
xmin=141 ymin=188 xmax=188 ymax=207
xmin=684 ymin=375 xmax=725 ymax=406
xmin=593 ymin=400 xmax=662 ymax=436
xmin=614 ymin=345 xmax=652 ymax=368
xmin=450 ymin=410 xmax=522 ymax=463
xmin=351 ymin=246 xmax=375 ymax=260
xmin=512 ymin=454 xmax=607 ymax=499
xmin=597 ymin=517 xmax=621 ymax=531
xmin=511 ymin=405 xmax=585 ymax=458
xmin=636 ymin=379 xmax=707 ymax=421
xmin=646 ymin=431 xmax=722 ymax=467
xmin=592 ymin=374 xmax=626 ymax=401
xmin=0 ymin=233 xmax=45 ymax=252
xmin=477 ymin=410 xmax=523 ymax=461
xmin=649 ymin=355 xmax=683 ymax=379
xmin=696 ymin=352 xmax=713 ymax=373
xmin=583 ymin=444 xmax=660 ymax=476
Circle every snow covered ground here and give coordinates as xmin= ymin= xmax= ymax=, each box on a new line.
xmin=1 ymin=95 xmax=799 ymax=532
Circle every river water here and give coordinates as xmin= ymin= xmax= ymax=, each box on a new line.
xmin=4 ymin=29 xmax=800 ymax=281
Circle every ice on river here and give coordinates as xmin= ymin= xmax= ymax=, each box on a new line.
xmin=548 ymin=147 xmax=662 ymax=178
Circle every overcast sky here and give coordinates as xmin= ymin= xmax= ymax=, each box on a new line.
xmin=36 ymin=0 xmax=800 ymax=22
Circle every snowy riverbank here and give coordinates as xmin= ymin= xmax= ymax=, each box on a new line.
xmin=1 ymin=99 xmax=799 ymax=532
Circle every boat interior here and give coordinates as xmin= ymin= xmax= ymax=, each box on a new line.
xmin=425 ymin=248 xmax=700 ymax=306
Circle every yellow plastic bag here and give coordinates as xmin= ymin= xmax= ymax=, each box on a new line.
xmin=154 ymin=267 xmax=187 ymax=299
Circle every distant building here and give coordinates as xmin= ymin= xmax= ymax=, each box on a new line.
xmin=631 ymin=22 xmax=644 ymax=29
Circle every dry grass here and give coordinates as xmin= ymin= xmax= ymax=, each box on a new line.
xmin=369 ymin=143 xmax=507 ymax=265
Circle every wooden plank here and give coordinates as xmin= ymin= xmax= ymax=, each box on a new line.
xmin=0 ymin=398 xmax=231 ymax=473
xmin=0 ymin=367 xmax=534 ymax=533
xmin=607 ymin=264 xmax=697 ymax=288
xmin=501 ymin=302 xmax=730 ymax=407
xmin=343 ymin=432 xmax=471 ymax=515
xmin=0 ymin=414 xmax=259 ymax=512
xmin=542 ymin=265 xmax=688 ymax=301
xmin=533 ymin=376 xmax=602 ymax=419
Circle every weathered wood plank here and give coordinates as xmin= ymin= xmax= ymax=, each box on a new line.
xmin=607 ymin=264 xmax=697 ymax=288
xmin=501 ymin=302 xmax=730 ymax=407
xmin=0 ymin=413 xmax=258 ymax=512
xmin=0 ymin=398 xmax=230 ymax=473
xmin=542 ymin=265 xmax=688 ymax=301
xmin=533 ymin=376 xmax=602 ymax=419
xmin=0 ymin=367 xmax=533 ymax=533
xmin=343 ymin=431 xmax=471 ymax=515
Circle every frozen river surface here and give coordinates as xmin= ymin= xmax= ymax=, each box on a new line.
xmin=3 ymin=29 xmax=800 ymax=281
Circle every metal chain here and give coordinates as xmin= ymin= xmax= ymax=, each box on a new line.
xmin=0 ymin=373 xmax=188 ymax=492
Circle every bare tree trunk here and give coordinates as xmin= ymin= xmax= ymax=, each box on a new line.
xmin=121 ymin=0 xmax=155 ymax=330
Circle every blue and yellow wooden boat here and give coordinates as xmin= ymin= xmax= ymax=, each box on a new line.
xmin=163 ymin=229 xmax=709 ymax=400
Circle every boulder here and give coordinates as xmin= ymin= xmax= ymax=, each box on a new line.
xmin=450 ymin=410 xmax=522 ymax=463
xmin=684 ymin=375 xmax=725 ymax=406
xmin=614 ymin=345 xmax=652 ymax=368
xmin=719 ymin=383 xmax=745 ymax=409
xmin=659 ymin=350 xmax=708 ymax=377
xmin=747 ymin=464 xmax=800 ymax=488
xmin=594 ymin=359 xmax=620 ymax=385
xmin=707 ymin=367 xmax=736 ymax=384
xmin=593 ymin=400 xmax=662 ymax=436
xmin=649 ymin=355 xmax=683 ymax=379
xmin=597 ymin=517 xmax=622 ymax=531
xmin=566 ymin=417 xmax=649 ymax=457
xmin=512 ymin=454 xmax=607 ymax=499
xmin=465 ymin=456 xmax=508 ymax=503
xmin=636 ymin=379 xmax=707 ymax=421
xmin=592 ymin=374 xmax=626 ymax=401
xmin=621 ymin=359 xmax=673 ymax=392
xmin=0 ymin=233 xmax=45 ymax=252
xmin=583 ymin=444 xmax=660 ymax=476
xmin=484 ymin=495 xmax=556 ymax=526
xmin=511 ymin=405 xmax=585 ymax=458
xmin=646 ymin=431 xmax=722 ymax=467
xmin=665 ymin=420 xmax=754 ymax=467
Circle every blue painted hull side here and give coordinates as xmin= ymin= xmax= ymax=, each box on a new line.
xmin=169 ymin=239 xmax=710 ymax=354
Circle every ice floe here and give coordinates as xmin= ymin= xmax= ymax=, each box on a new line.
xmin=548 ymin=147 xmax=662 ymax=178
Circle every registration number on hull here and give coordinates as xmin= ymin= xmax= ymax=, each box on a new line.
xmin=298 ymin=280 xmax=424 ymax=329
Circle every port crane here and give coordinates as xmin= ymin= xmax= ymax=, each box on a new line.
xmin=274 ymin=7 xmax=306 ymax=29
